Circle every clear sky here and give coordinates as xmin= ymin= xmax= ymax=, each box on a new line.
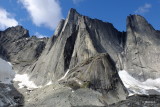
xmin=0 ymin=0 xmax=160 ymax=38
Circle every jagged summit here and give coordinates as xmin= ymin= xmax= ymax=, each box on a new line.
xmin=127 ymin=14 xmax=155 ymax=32
xmin=25 ymin=8 xmax=126 ymax=86
xmin=125 ymin=14 xmax=160 ymax=81
xmin=68 ymin=8 xmax=80 ymax=16
xmin=2 ymin=25 xmax=29 ymax=40
xmin=65 ymin=8 xmax=81 ymax=24
xmin=66 ymin=8 xmax=117 ymax=30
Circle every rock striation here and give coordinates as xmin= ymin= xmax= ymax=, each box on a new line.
xmin=0 ymin=25 xmax=48 ymax=73
xmin=27 ymin=8 xmax=125 ymax=86
xmin=124 ymin=15 xmax=160 ymax=81
xmin=60 ymin=53 xmax=128 ymax=105
xmin=23 ymin=54 xmax=127 ymax=107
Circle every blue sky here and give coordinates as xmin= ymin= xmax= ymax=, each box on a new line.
xmin=0 ymin=0 xmax=160 ymax=38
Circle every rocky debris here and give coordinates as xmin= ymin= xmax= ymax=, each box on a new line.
xmin=23 ymin=84 xmax=105 ymax=107
xmin=0 ymin=83 xmax=24 ymax=107
xmin=110 ymin=95 xmax=160 ymax=107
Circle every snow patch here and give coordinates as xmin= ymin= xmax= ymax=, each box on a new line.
xmin=119 ymin=70 xmax=160 ymax=96
xmin=46 ymin=81 xmax=52 ymax=86
xmin=58 ymin=69 xmax=70 ymax=81
xmin=0 ymin=58 xmax=15 ymax=84
xmin=0 ymin=58 xmax=53 ymax=89
xmin=13 ymin=74 xmax=38 ymax=90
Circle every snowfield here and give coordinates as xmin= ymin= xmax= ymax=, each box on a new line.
xmin=13 ymin=74 xmax=53 ymax=89
xmin=0 ymin=58 xmax=15 ymax=84
xmin=0 ymin=58 xmax=39 ymax=90
xmin=13 ymin=74 xmax=39 ymax=90
xmin=119 ymin=70 xmax=160 ymax=95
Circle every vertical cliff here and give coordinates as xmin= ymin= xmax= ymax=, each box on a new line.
xmin=27 ymin=9 xmax=125 ymax=86
xmin=124 ymin=15 xmax=160 ymax=81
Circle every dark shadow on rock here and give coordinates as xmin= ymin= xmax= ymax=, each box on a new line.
xmin=0 ymin=83 xmax=24 ymax=107
xmin=0 ymin=46 xmax=10 ymax=61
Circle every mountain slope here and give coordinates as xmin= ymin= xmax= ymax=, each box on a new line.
xmin=27 ymin=8 xmax=125 ymax=86
xmin=24 ymin=53 xmax=127 ymax=106
xmin=0 ymin=26 xmax=48 ymax=73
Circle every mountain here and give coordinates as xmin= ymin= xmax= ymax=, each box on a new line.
xmin=0 ymin=25 xmax=48 ymax=73
xmin=124 ymin=15 xmax=160 ymax=80
xmin=26 ymin=8 xmax=125 ymax=86
xmin=0 ymin=8 xmax=160 ymax=107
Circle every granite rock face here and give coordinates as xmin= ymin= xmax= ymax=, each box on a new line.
xmin=22 ymin=54 xmax=127 ymax=107
xmin=0 ymin=26 xmax=48 ymax=73
xmin=124 ymin=15 xmax=160 ymax=81
xmin=60 ymin=53 xmax=127 ymax=105
xmin=27 ymin=9 xmax=125 ymax=86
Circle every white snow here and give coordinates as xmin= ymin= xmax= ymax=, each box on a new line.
xmin=0 ymin=58 xmax=51 ymax=90
xmin=58 ymin=69 xmax=70 ymax=81
xmin=46 ymin=81 xmax=52 ymax=86
xmin=0 ymin=58 xmax=15 ymax=84
xmin=119 ymin=70 xmax=160 ymax=96
xmin=13 ymin=74 xmax=38 ymax=90
xmin=75 ymin=79 xmax=82 ymax=85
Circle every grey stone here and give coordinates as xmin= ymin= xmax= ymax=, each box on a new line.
xmin=60 ymin=53 xmax=128 ymax=105
xmin=124 ymin=15 xmax=160 ymax=81
xmin=27 ymin=8 xmax=125 ymax=86
xmin=0 ymin=25 xmax=48 ymax=73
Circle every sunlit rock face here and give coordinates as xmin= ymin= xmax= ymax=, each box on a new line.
xmin=26 ymin=8 xmax=125 ymax=86
xmin=124 ymin=15 xmax=160 ymax=81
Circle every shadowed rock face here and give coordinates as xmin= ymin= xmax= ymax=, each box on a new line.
xmin=0 ymin=25 xmax=48 ymax=73
xmin=0 ymin=83 xmax=24 ymax=107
